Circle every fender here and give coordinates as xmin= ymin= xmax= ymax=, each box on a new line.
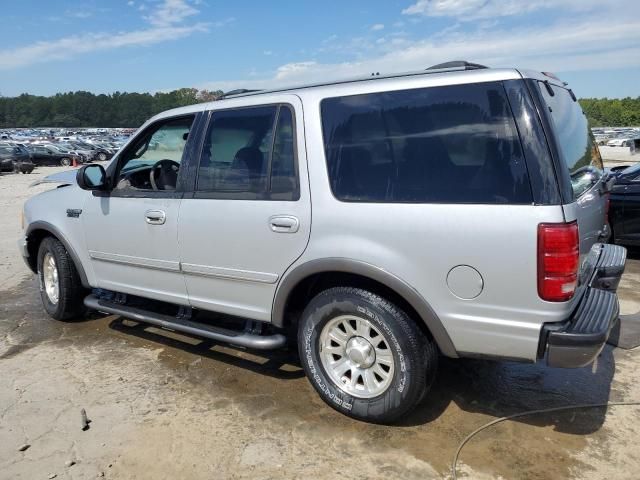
xmin=25 ymin=220 xmax=91 ymax=288
xmin=271 ymin=257 xmax=458 ymax=358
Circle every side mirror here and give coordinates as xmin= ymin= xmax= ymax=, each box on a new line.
xmin=77 ymin=164 xmax=107 ymax=191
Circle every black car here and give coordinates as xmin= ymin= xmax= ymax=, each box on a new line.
xmin=609 ymin=163 xmax=640 ymax=246
xmin=0 ymin=144 xmax=33 ymax=173
xmin=27 ymin=144 xmax=80 ymax=167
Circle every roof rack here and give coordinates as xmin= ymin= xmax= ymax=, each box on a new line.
xmin=221 ymin=89 xmax=263 ymax=98
xmin=427 ymin=61 xmax=488 ymax=71
xmin=212 ymin=63 xmax=493 ymax=100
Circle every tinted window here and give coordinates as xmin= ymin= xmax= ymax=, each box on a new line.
xmin=321 ymin=82 xmax=531 ymax=203
xmin=538 ymin=83 xmax=603 ymax=198
xmin=196 ymin=105 xmax=298 ymax=200
xmin=270 ymin=107 xmax=299 ymax=200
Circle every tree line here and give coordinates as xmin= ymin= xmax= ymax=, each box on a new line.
xmin=580 ymin=97 xmax=640 ymax=127
xmin=0 ymin=89 xmax=638 ymax=128
xmin=0 ymin=88 xmax=223 ymax=128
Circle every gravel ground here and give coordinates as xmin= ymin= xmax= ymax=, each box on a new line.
xmin=1 ymin=165 xmax=640 ymax=479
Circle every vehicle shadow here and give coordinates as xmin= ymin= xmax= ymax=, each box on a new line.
xmin=400 ymin=348 xmax=616 ymax=433
xmin=108 ymin=313 xmax=616 ymax=434
xmin=108 ymin=317 xmax=305 ymax=380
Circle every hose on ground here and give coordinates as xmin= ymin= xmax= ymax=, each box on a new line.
xmin=452 ymin=401 xmax=640 ymax=480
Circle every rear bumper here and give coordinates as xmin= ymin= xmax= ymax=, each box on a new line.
xmin=540 ymin=244 xmax=626 ymax=368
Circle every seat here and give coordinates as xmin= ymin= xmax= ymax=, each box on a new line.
xmin=225 ymin=147 xmax=265 ymax=192
xmin=333 ymin=146 xmax=373 ymax=200
xmin=396 ymin=135 xmax=456 ymax=201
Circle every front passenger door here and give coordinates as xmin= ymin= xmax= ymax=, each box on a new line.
xmin=81 ymin=115 xmax=197 ymax=305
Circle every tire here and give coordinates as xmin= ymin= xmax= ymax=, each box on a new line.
xmin=60 ymin=157 xmax=72 ymax=167
xmin=298 ymin=287 xmax=438 ymax=423
xmin=97 ymin=152 xmax=107 ymax=161
xmin=37 ymin=237 xmax=87 ymax=320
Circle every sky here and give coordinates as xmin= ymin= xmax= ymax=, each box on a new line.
xmin=0 ymin=0 xmax=639 ymax=98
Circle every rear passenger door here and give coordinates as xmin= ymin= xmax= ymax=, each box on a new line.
xmin=178 ymin=96 xmax=310 ymax=321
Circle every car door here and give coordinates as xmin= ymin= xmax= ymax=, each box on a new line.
xmin=178 ymin=97 xmax=311 ymax=321
xmin=618 ymin=172 xmax=640 ymax=242
xmin=31 ymin=146 xmax=49 ymax=165
xmin=81 ymin=114 xmax=199 ymax=305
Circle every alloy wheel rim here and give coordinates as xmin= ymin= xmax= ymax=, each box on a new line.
xmin=42 ymin=253 xmax=59 ymax=304
xmin=319 ymin=314 xmax=395 ymax=399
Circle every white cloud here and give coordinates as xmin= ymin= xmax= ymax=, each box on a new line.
xmin=371 ymin=23 xmax=385 ymax=31
xmin=0 ymin=0 xmax=207 ymax=70
xmin=212 ymin=17 xmax=235 ymax=28
xmin=145 ymin=0 xmax=198 ymax=27
xmin=197 ymin=15 xmax=640 ymax=93
xmin=401 ymin=0 xmax=616 ymax=20
xmin=0 ymin=24 xmax=208 ymax=70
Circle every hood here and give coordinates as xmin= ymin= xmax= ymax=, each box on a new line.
xmin=30 ymin=169 xmax=78 ymax=187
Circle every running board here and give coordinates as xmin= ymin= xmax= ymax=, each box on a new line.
xmin=84 ymin=294 xmax=286 ymax=350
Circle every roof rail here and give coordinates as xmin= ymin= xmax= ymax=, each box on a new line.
xmin=427 ymin=61 xmax=488 ymax=71
xmin=221 ymin=89 xmax=263 ymax=98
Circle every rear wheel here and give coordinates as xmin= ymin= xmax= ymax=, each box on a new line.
xmin=298 ymin=287 xmax=438 ymax=423
xmin=37 ymin=237 xmax=87 ymax=320
xmin=97 ymin=152 xmax=107 ymax=161
xmin=60 ymin=157 xmax=72 ymax=167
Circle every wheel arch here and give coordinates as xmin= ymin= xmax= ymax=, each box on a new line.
xmin=272 ymin=258 xmax=458 ymax=358
xmin=26 ymin=221 xmax=90 ymax=288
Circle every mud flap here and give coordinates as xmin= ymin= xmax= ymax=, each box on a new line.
xmin=607 ymin=312 xmax=640 ymax=350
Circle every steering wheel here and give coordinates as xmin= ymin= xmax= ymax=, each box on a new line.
xmin=149 ymin=159 xmax=180 ymax=191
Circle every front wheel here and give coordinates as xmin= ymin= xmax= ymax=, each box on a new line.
xmin=37 ymin=237 xmax=87 ymax=320
xmin=97 ymin=152 xmax=107 ymax=161
xmin=298 ymin=287 xmax=438 ymax=423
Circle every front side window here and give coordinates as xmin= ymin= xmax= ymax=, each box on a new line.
xmin=196 ymin=104 xmax=298 ymax=200
xmin=115 ymin=116 xmax=194 ymax=192
xmin=538 ymin=83 xmax=603 ymax=198
xmin=321 ymin=82 xmax=531 ymax=204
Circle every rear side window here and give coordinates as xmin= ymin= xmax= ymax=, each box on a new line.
xmin=196 ymin=105 xmax=299 ymax=200
xmin=321 ymin=82 xmax=531 ymax=204
xmin=538 ymin=83 xmax=603 ymax=198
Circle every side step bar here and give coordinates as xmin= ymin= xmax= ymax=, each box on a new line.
xmin=84 ymin=294 xmax=287 ymax=350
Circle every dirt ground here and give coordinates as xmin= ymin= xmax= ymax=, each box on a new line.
xmin=1 ymin=166 xmax=640 ymax=480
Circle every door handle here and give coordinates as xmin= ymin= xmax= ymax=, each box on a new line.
xmin=269 ymin=215 xmax=299 ymax=233
xmin=145 ymin=209 xmax=166 ymax=225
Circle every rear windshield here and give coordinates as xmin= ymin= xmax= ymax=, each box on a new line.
xmin=538 ymin=82 xmax=603 ymax=198
xmin=321 ymin=82 xmax=532 ymax=204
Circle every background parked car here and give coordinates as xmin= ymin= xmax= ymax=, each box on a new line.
xmin=609 ymin=162 xmax=640 ymax=246
xmin=26 ymin=144 xmax=80 ymax=166
xmin=0 ymin=143 xmax=32 ymax=172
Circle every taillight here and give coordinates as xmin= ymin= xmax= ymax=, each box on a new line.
xmin=538 ymin=222 xmax=579 ymax=302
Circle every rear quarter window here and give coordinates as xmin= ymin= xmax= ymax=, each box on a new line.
xmin=538 ymin=82 xmax=603 ymax=198
xmin=321 ymin=82 xmax=532 ymax=204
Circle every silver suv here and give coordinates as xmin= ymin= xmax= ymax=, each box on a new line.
xmin=20 ymin=62 xmax=626 ymax=423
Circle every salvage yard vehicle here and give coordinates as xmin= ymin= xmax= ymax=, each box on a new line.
xmin=608 ymin=162 xmax=640 ymax=246
xmin=20 ymin=62 xmax=626 ymax=423
xmin=26 ymin=144 xmax=80 ymax=167
xmin=0 ymin=143 xmax=32 ymax=172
